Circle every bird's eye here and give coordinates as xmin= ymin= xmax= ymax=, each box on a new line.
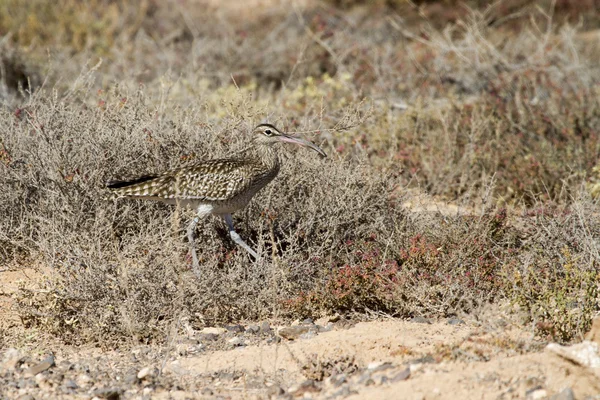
xmin=264 ymin=129 xmax=273 ymax=136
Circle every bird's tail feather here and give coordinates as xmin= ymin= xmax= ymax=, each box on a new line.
xmin=107 ymin=174 xmax=174 ymax=198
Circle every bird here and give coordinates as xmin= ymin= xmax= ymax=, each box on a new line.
xmin=107 ymin=123 xmax=326 ymax=272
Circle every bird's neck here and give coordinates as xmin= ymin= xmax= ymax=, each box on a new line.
xmin=252 ymin=143 xmax=280 ymax=171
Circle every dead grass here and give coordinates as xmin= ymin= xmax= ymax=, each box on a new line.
xmin=1 ymin=1 xmax=599 ymax=346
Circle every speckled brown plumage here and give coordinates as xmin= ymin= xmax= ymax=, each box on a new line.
xmin=107 ymin=123 xmax=326 ymax=262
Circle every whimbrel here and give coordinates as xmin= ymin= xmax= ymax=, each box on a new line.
xmin=107 ymin=124 xmax=326 ymax=270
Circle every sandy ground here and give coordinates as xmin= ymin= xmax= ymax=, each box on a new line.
xmin=2 ymin=266 xmax=600 ymax=399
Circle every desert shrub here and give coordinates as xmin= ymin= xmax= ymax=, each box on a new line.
xmin=2 ymin=2 xmax=600 ymax=346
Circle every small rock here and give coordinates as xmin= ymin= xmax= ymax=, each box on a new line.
xmin=64 ymin=379 xmax=78 ymax=390
xmin=228 ymin=337 xmax=244 ymax=347
xmin=225 ymin=324 xmax=245 ymax=333
xmin=302 ymin=318 xmax=314 ymax=325
xmin=77 ymin=374 xmax=93 ymax=387
xmin=260 ymin=321 xmax=272 ymax=333
xmin=267 ymin=385 xmax=285 ymax=396
xmin=328 ymin=373 xmax=347 ymax=387
xmin=24 ymin=355 xmax=55 ymax=377
xmin=299 ymin=331 xmax=318 ymax=340
xmin=16 ymin=395 xmax=34 ymax=400
xmin=169 ymin=391 xmax=190 ymax=400
xmin=410 ymin=355 xmax=436 ymax=364
xmin=317 ymin=323 xmax=334 ymax=333
xmin=201 ymin=327 xmax=227 ymax=335
xmin=409 ymin=363 xmax=423 ymax=373
xmin=410 ymin=316 xmax=431 ymax=324
xmin=367 ymin=361 xmax=393 ymax=372
xmin=391 ymin=367 xmax=411 ymax=382
xmin=447 ymin=318 xmax=465 ymax=325
xmin=527 ymin=389 xmax=548 ymax=400
xmin=278 ymin=325 xmax=314 ymax=340
xmin=546 ymin=341 xmax=600 ymax=368
xmin=92 ymin=387 xmax=123 ymax=400
xmin=288 ymin=379 xmax=321 ymax=396
xmin=1 ymin=348 xmax=23 ymax=371
xmin=201 ymin=388 xmax=214 ymax=395
xmin=198 ymin=333 xmax=219 ymax=342
xmin=246 ymin=325 xmax=260 ymax=334
xmin=137 ymin=367 xmax=155 ymax=380
xmin=550 ymin=387 xmax=575 ymax=400
xmin=371 ymin=373 xmax=388 ymax=385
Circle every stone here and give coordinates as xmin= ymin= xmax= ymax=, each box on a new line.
xmin=201 ymin=388 xmax=213 ymax=395
xmin=447 ymin=318 xmax=465 ymax=325
xmin=201 ymin=327 xmax=227 ymax=335
xmin=267 ymin=385 xmax=285 ymax=396
xmin=64 ymin=379 xmax=78 ymax=390
xmin=137 ymin=367 xmax=155 ymax=380
xmin=260 ymin=321 xmax=271 ymax=333
xmin=24 ymin=355 xmax=55 ymax=377
xmin=410 ymin=316 xmax=431 ymax=324
xmin=288 ymin=380 xmax=321 ymax=396
xmin=198 ymin=333 xmax=218 ymax=342
xmin=92 ymin=387 xmax=123 ymax=400
xmin=1 ymin=348 xmax=23 ymax=371
xmin=550 ymin=387 xmax=575 ymax=400
xmin=391 ymin=367 xmax=411 ymax=382
xmin=76 ymin=374 xmax=93 ymax=387
xmin=528 ymin=389 xmax=548 ymax=400
xmin=367 ymin=361 xmax=393 ymax=372
xmin=278 ymin=325 xmax=315 ymax=340
xmin=246 ymin=324 xmax=260 ymax=334
xmin=371 ymin=373 xmax=389 ymax=385
xmin=546 ymin=341 xmax=600 ymax=370
xmin=228 ymin=337 xmax=244 ymax=347
xmin=225 ymin=324 xmax=245 ymax=333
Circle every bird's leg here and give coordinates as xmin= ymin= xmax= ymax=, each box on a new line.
xmin=186 ymin=215 xmax=202 ymax=279
xmin=223 ymin=214 xmax=258 ymax=258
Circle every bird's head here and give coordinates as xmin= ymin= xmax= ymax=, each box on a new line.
xmin=252 ymin=124 xmax=326 ymax=158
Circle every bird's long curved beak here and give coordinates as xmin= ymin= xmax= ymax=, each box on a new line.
xmin=279 ymin=134 xmax=327 ymax=158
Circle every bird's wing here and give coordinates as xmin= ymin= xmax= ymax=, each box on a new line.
xmin=170 ymin=159 xmax=260 ymax=201
xmin=107 ymin=158 xmax=264 ymax=202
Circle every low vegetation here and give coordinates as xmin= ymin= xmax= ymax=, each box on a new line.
xmin=1 ymin=0 xmax=599 ymax=347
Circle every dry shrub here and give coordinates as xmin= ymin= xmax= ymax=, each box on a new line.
xmin=2 ymin=2 xmax=600 ymax=346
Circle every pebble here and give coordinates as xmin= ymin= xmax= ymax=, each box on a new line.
xmin=137 ymin=367 xmax=155 ymax=380
xmin=550 ymin=387 xmax=575 ymax=400
xmin=201 ymin=387 xmax=214 ymax=395
xmin=260 ymin=321 xmax=271 ymax=333
xmin=198 ymin=333 xmax=219 ymax=342
xmin=64 ymin=379 xmax=78 ymax=390
xmin=278 ymin=325 xmax=314 ymax=340
xmin=288 ymin=379 xmax=321 ymax=396
xmin=528 ymin=389 xmax=548 ymax=400
xmin=246 ymin=324 xmax=260 ymax=334
xmin=92 ymin=387 xmax=123 ymax=399
xmin=410 ymin=316 xmax=432 ymax=324
xmin=24 ymin=355 xmax=55 ymax=377
xmin=391 ymin=367 xmax=411 ymax=382
xmin=367 ymin=361 xmax=393 ymax=371
xmin=447 ymin=318 xmax=465 ymax=325
xmin=225 ymin=324 xmax=245 ymax=333
xmin=1 ymin=348 xmax=23 ymax=371
xmin=201 ymin=327 xmax=227 ymax=335
xmin=228 ymin=337 xmax=244 ymax=347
